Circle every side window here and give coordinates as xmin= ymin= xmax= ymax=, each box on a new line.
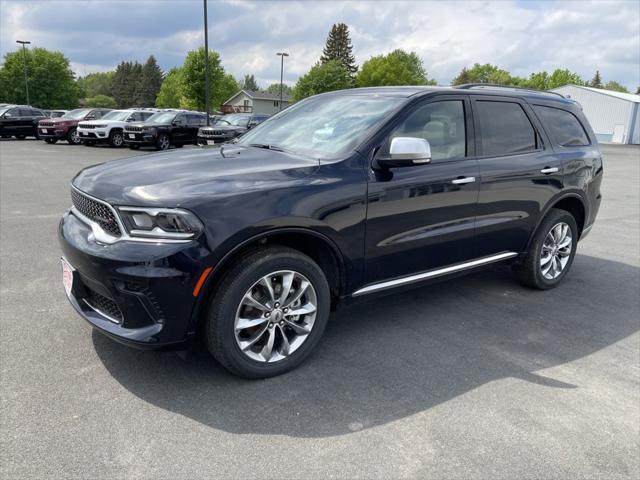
xmin=19 ymin=108 xmax=31 ymax=116
xmin=533 ymin=105 xmax=590 ymax=147
xmin=476 ymin=101 xmax=539 ymax=156
xmin=174 ymin=113 xmax=186 ymax=124
xmin=141 ymin=112 xmax=154 ymax=121
xmin=33 ymin=110 xmax=45 ymax=117
xmin=4 ymin=108 xmax=19 ymax=117
xmin=188 ymin=114 xmax=204 ymax=125
xmin=385 ymin=100 xmax=467 ymax=162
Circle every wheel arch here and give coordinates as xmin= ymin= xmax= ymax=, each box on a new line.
xmin=189 ymin=227 xmax=347 ymax=333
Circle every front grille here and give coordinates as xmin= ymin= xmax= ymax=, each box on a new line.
xmin=201 ymin=130 xmax=224 ymax=136
xmin=78 ymin=123 xmax=95 ymax=129
xmin=125 ymin=126 xmax=143 ymax=132
xmin=39 ymin=122 xmax=54 ymax=127
xmin=71 ymin=188 xmax=122 ymax=237
xmin=85 ymin=288 xmax=123 ymax=323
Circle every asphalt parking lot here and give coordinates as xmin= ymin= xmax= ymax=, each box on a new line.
xmin=1 ymin=140 xmax=638 ymax=479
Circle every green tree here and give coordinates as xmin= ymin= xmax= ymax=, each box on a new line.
xmin=451 ymin=63 xmax=515 ymax=86
xmin=240 ymin=74 xmax=259 ymax=91
xmin=180 ymin=47 xmax=239 ymax=111
xmin=357 ymin=50 xmax=436 ymax=87
xmin=112 ymin=61 xmax=134 ymax=107
xmin=0 ymin=47 xmax=81 ymax=108
xmin=603 ymin=80 xmax=629 ymax=93
xmin=156 ymin=68 xmax=183 ymax=108
xmin=521 ymin=69 xmax=585 ymax=90
xmin=266 ymin=82 xmax=293 ymax=96
xmin=320 ymin=23 xmax=358 ymax=77
xmin=590 ymin=70 xmax=603 ymax=88
xmin=85 ymin=94 xmax=117 ymax=108
xmin=292 ymin=60 xmax=353 ymax=101
xmin=77 ymin=71 xmax=115 ymax=98
xmin=137 ymin=55 xmax=163 ymax=106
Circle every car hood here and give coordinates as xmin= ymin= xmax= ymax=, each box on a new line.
xmin=72 ymin=145 xmax=320 ymax=207
xmin=201 ymin=125 xmax=244 ymax=132
xmin=41 ymin=118 xmax=77 ymax=125
xmin=78 ymin=119 xmax=121 ymax=126
xmin=126 ymin=122 xmax=169 ymax=128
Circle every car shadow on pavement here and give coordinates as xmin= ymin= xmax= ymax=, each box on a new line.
xmin=93 ymin=254 xmax=639 ymax=438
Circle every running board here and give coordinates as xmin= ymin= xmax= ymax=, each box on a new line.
xmin=352 ymin=252 xmax=518 ymax=297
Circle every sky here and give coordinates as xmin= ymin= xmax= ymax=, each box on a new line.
xmin=1 ymin=0 xmax=639 ymax=90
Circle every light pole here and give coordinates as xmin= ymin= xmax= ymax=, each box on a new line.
xmin=276 ymin=52 xmax=289 ymax=112
xmin=16 ymin=40 xmax=31 ymax=105
xmin=203 ymin=0 xmax=210 ymax=125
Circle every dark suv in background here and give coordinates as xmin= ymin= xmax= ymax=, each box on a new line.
xmin=197 ymin=113 xmax=270 ymax=145
xmin=124 ymin=110 xmax=207 ymax=150
xmin=0 ymin=105 xmax=46 ymax=139
xmin=59 ymin=85 xmax=602 ymax=378
xmin=38 ymin=108 xmax=112 ymax=145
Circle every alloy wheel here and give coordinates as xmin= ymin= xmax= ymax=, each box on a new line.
xmin=234 ymin=270 xmax=318 ymax=363
xmin=540 ymin=222 xmax=572 ymax=280
xmin=70 ymin=129 xmax=80 ymax=144
xmin=159 ymin=136 xmax=170 ymax=150
xmin=112 ymin=132 xmax=123 ymax=147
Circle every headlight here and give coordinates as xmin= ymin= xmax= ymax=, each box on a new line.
xmin=118 ymin=207 xmax=203 ymax=240
xmin=142 ymin=127 xmax=156 ymax=133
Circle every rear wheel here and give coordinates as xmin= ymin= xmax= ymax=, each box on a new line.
xmin=205 ymin=247 xmax=330 ymax=378
xmin=156 ymin=134 xmax=170 ymax=150
xmin=67 ymin=128 xmax=80 ymax=145
xmin=108 ymin=130 xmax=124 ymax=147
xmin=513 ymin=208 xmax=578 ymax=289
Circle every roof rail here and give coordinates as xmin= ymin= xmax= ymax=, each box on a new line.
xmin=454 ymin=83 xmax=565 ymax=99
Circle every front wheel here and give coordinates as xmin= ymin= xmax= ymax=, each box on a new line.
xmin=513 ymin=208 xmax=578 ymax=289
xmin=108 ymin=130 xmax=124 ymax=147
xmin=156 ymin=134 xmax=170 ymax=150
xmin=205 ymin=247 xmax=330 ymax=378
xmin=67 ymin=128 xmax=81 ymax=145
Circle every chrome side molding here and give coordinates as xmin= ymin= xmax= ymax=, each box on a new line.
xmin=352 ymin=251 xmax=518 ymax=296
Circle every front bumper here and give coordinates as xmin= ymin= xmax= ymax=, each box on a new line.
xmin=59 ymin=210 xmax=211 ymax=349
xmin=38 ymin=127 xmax=68 ymax=139
xmin=78 ymin=128 xmax=108 ymax=142
xmin=197 ymin=134 xmax=236 ymax=145
xmin=123 ymin=131 xmax=157 ymax=146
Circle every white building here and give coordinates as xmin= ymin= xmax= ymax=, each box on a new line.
xmin=551 ymin=85 xmax=639 ymax=144
xmin=222 ymin=90 xmax=291 ymax=115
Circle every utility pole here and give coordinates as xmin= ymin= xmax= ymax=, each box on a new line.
xmin=276 ymin=52 xmax=289 ymax=112
xmin=203 ymin=0 xmax=210 ymax=125
xmin=16 ymin=40 xmax=31 ymax=105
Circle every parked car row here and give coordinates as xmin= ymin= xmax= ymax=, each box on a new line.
xmin=0 ymin=103 xmax=271 ymax=149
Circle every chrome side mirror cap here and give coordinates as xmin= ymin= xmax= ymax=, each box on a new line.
xmin=376 ymin=137 xmax=432 ymax=169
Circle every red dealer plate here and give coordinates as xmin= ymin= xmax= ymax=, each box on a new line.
xmin=61 ymin=258 xmax=74 ymax=297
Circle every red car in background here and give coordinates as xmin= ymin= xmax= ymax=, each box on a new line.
xmin=38 ymin=108 xmax=112 ymax=145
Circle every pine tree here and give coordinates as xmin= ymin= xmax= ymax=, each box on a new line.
xmin=320 ymin=23 xmax=358 ymax=77
xmin=590 ymin=70 xmax=603 ymax=88
xmin=240 ymin=74 xmax=259 ymax=91
xmin=636 ymin=86 xmax=640 ymax=95
xmin=137 ymin=55 xmax=163 ymax=107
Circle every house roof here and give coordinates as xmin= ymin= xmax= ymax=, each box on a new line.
xmin=223 ymin=89 xmax=292 ymax=104
xmin=551 ymin=84 xmax=640 ymax=103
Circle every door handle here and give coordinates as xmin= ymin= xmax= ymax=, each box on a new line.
xmin=540 ymin=167 xmax=559 ymax=174
xmin=451 ymin=176 xmax=476 ymax=185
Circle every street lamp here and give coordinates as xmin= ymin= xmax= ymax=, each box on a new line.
xmin=276 ymin=52 xmax=289 ymax=112
xmin=203 ymin=0 xmax=210 ymax=125
xmin=16 ymin=40 xmax=31 ymax=106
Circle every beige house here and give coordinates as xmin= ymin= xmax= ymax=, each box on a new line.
xmin=221 ymin=90 xmax=291 ymax=115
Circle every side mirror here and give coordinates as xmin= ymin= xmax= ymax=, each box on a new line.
xmin=376 ymin=137 xmax=432 ymax=168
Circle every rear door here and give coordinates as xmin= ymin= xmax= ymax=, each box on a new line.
xmin=18 ymin=108 xmax=34 ymax=134
xmin=364 ymin=95 xmax=480 ymax=286
xmin=471 ymin=96 xmax=563 ymax=257
xmin=187 ymin=114 xmax=205 ymax=143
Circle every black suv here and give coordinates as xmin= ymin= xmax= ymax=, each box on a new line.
xmin=0 ymin=105 xmax=46 ymax=139
xmin=123 ymin=111 xmax=207 ymax=150
xmin=59 ymin=85 xmax=602 ymax=378
xmin=197 ymin=113 xmax=270 ymax=145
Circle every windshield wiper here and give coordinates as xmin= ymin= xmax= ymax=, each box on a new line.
xmin=249 ymin=143 xmax=285 ymax=152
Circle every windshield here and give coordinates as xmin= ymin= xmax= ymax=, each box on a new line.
xmin=62 ymin=109 xmax=91 ymax=119
xmin=145 ymin=112 xmax=176 ymax=124
xmin=0 ymin=107 xmax=10 ymax=116
xmin=216 ymin=115 xmax=250 ymax=127
xmin=237 ymin=94 xmax=405 ymax=158
xmin=100 ymin=110 xmax=129 ymax=121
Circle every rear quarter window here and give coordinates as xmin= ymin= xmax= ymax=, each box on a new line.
xmin=533 ymin=105 xmax=590 ymax=147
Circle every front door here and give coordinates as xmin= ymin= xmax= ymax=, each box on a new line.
xmin=364 ymin=96 xmax=480 ymax=286
xmin=471 ymin=96 xmax=564 ymax=257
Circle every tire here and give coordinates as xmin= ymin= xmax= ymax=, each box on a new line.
xmin=44 ymin=138 xmax=57 ymax=144
xmin=108 ymin=130 xmax=124 ymax=148
xmin=67 ymin=128 xmax=80 ymax=145
xmin=513 ymin=208 xmax=578 ymax=290
xmin=129 ymin=145 xmax=140 ymax=150
xmin=205 ymin=246 xmax=331 ymax=379
xmin=15 ymin=135 xmax=26 ymax=140
xmin=156 ymin=134 xmax=170 ymax=150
